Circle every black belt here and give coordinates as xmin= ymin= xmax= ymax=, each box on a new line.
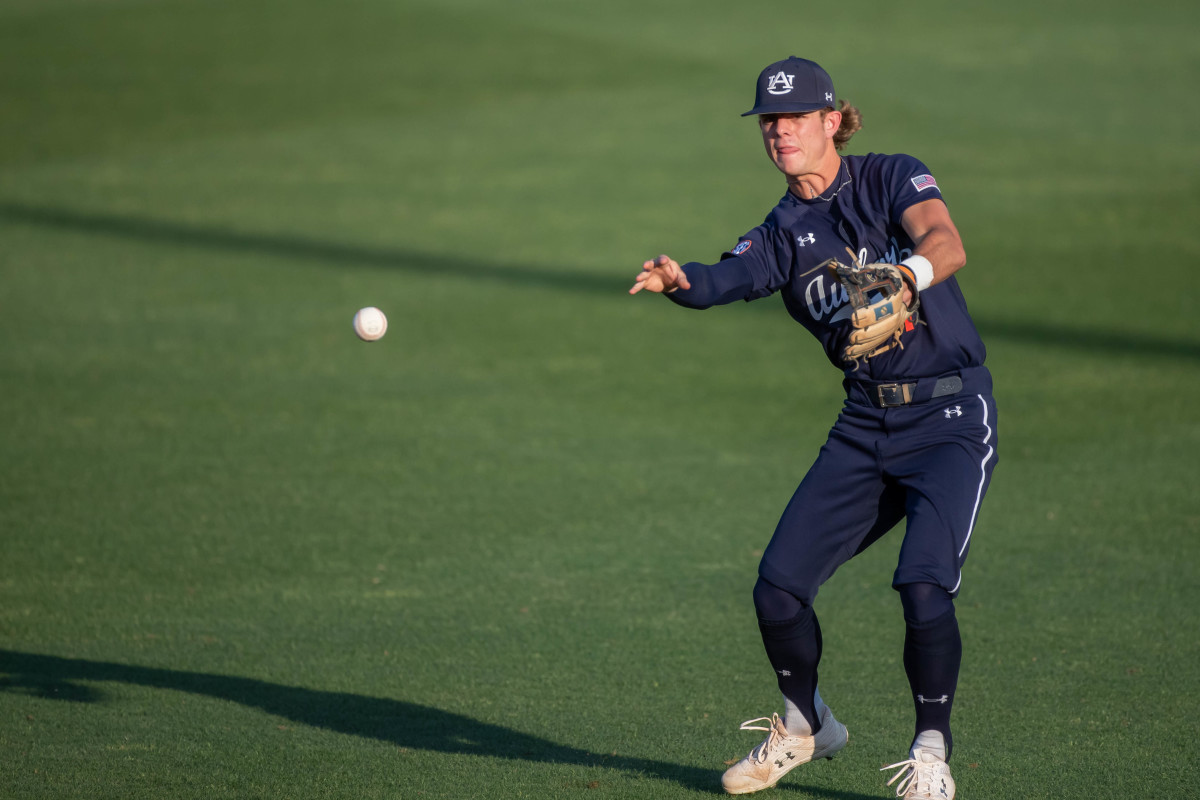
xmin=845 ymin=368 xmax=988 ymax=409
xmin=874 ymin=377 xmax=959 ymax=407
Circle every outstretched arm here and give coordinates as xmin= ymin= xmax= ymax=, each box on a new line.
xmin=629 ymin=254 xmax=691 ymax=295
xmin=629 ymin=254 xmax=756 ymax=309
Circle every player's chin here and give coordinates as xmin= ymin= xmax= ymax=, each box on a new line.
xmin=772 ymin=153 xmax=804 ymax=175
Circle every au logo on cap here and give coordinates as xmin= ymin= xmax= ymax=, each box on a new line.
xmin=767 ymin=72 xmax=795 ymax=95
xmin=743 ymin=56 xmax=836 ymax=117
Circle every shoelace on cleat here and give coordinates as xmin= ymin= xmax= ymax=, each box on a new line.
xmin=880 ymin=757 xmax=938 ymax=798
xmin=737 ymin=714 xmax=784 ymax=764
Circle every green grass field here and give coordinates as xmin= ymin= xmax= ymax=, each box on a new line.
xmin=2 ymin=1 xmax=1198 ymax=797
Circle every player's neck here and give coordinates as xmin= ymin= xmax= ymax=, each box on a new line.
xmin=787 ymin=152 xmax=843 ymax=201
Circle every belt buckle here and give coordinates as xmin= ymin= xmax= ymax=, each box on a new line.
xmin=876 ymin=383 xmax=911 ymax=407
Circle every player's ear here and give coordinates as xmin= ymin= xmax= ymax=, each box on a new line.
xmin=824 ymin=109 xmax=842 ymax=137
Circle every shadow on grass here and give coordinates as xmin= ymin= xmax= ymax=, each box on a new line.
xmin=0 ymin=649 xmax=877 ymax=798
xmin=9 ymin=199 xmax=1185 ymax=363
xmin=0 ymin=200 xmax=622 ymax=296
xmin=972 ymin=316 xmax=1200 ymax=363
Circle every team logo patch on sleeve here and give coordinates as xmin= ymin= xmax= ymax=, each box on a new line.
xmin=731 ymin=240 xmax=753 ymax=255
xmin=911 ymin=174 xmax=939 ymax=192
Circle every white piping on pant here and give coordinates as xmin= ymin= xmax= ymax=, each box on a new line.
xmin=951 ymin=394 xmax=994 ymax=594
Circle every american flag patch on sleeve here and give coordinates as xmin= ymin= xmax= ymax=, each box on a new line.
xmin=911 ymin=174 xmax=938 ymax=192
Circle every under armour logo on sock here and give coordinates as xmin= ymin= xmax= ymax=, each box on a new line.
xmin=776 ymin=669 xmax=791 ymax=676
xmin=916 ymin=694 xmax=950 ymax=704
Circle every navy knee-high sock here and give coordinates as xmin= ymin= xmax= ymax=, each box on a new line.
xmin=899 ymin=583 xmax=961 ymax=760
xmin=754 ymin=578 xmax=823 ymax=733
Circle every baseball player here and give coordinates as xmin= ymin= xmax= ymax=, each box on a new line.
xmin=630 ymin=57 xmax=997 ymax=799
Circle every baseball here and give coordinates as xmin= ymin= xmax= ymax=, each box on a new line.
xmin=353 ymin=307 xmax=388 ymax=341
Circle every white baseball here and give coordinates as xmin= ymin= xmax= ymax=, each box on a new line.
xmin=353 ymin=307 xmax=388 ymax=341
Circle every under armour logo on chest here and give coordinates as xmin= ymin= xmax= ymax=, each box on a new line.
xmin=797 ymin=233 xmax=815 ymax=246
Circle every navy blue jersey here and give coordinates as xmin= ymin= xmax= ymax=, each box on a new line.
xmin=668 ymin=153 xmax=986 ymax=380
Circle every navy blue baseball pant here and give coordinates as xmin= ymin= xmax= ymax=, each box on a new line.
xmin=759 ymin=366 xmax=997 ymax=604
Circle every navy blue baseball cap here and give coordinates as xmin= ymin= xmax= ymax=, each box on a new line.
xmin=742 ymin=56 xmax=836 ymax=116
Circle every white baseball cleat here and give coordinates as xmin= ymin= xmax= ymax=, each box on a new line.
xmin=881 ymin=748 xmax=956 ymax=799
xmin=720 ymin=706 xmax=848 ymax=795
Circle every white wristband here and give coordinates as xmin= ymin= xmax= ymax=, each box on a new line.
xmin=900 ymin=255 xmax=934 ymax=293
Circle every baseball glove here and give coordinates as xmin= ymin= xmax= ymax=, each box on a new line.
xmin=825 ymin=254 xmax=919 ymax=366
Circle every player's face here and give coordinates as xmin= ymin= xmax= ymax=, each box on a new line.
xmin=758 ymin=110 xmax=837 ymax=178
